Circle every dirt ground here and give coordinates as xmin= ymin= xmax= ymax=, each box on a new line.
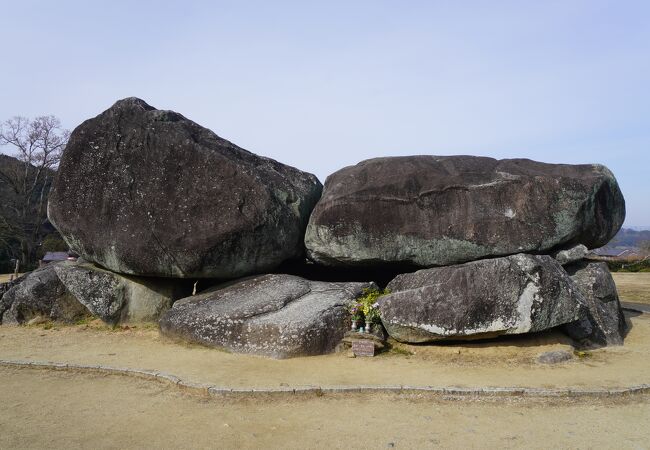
xmin=0 ymin=273 xmax=648 ymax=449
xmin=0 ymin=312 xmax=648 ymax=391
xmin=0 ymin=366 xmax=648 ymax=450
xmin=613 ymin=272 xmax=650 ymax=304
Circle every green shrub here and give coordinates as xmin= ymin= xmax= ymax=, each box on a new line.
xmin=36 ymin=233 xmax=68 ymax=259
xmin=608 ymin=258 xmax=650 ymax=272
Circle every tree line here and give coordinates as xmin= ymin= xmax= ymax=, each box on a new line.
xmin=0 ymin=116 xmax=69 ymax=273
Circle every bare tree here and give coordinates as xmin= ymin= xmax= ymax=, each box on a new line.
xmin=0 ymin=115 xmax=69 ymax=269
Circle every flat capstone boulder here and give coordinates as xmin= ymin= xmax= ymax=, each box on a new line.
xmin=54 ymin=261 xmax=187 ymax=325
xmin=48 ymin=97 xmax=322 ymax=278
xmin=562 ymin=261 xmax=627 ymax=348
xmin=159 ymin=274 xmax=374 ymax=358
xmin=0 ymin=264 xmax=89 ymax=325
xmin=378 ymin=254 xmax=586 ymax=343
xmin=305 ymin=156 xmax=625 ymax=268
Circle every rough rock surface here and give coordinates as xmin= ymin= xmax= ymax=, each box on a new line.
xmin=378 ymin=254 xmax=585 ymax=343
xmin=54 ymin=261 xmax=186 ymax=325
xmin=537 ymin=350 xmax=573 ymax=364
xmin=48 ymin=98 xmax=322 ymax=278
xmin=0 ymin=275 xmax=27 ymax=303
xmin=562 ymin=261 xmax=627 ymax=347
xmin=0 ymin=265 xmax=89 ymax=325
xmin=552 ymin=244 xmax=589 ymax=266
xmin=305 ymin=156 xmax=625 ymax=268
xmin=159 ymin=274 xmax=374 ymax=358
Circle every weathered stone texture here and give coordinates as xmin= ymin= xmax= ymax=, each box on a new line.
xmin=305 ymin=156 xmax=625 ymax=268
xmin=378 ymin=254 xmax=585 ymax=343
xmin=48 ymin=98 xmax=322 ymax=278
xmin=0 ymin=264 xmax=89 ymax=325
xmin=54 ymin=261 xmax=185 ymax=325
xmin=552 ymin=244 xmax=589 ymax=266
xmin=159 ymin=274 xmax=374 ymax=358
xmin=562 ymin=261 xmax=627 ymax=347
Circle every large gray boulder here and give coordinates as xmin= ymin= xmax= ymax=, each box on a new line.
xmin=0 ymin=264 xmax=89 ymax=325
xmin=305 ymin=156 xmax=625 ymax=268
xmin=562 ymin=261 xmax=627 ymax=347
xmin=54 ymin=261 xmax=187 ymax=325
xmin=159 ymin=274 xmax=374 ymax=358
xmin=48 ymin=98 xmax=322 ymax=278
xmin=378 ymin=254 xmax=585 ymax=343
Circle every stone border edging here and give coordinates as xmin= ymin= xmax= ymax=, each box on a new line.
xmin=1 ymin=359 xmax=649 ymax=399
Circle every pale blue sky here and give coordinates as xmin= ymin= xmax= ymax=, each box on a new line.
xmin=1 ymin=1 xmax=648 ymax=225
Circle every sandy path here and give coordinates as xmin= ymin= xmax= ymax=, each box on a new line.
xmin=0 ymin=312 xmax=648 ymax=391
xmin=1 ymin=366 xmax=648 ymax=450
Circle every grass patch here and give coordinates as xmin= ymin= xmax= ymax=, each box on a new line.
xmin=131 ymin=323 xmax=159 ymax=331
xmin=21 ymin=316 xmax=162 ymax=334
xmin=573 ymin=350 xmax=591 ymax=359
xmin=74 ymin=316 xmax=95 ymax=326
xmin=385 ymin=345 xmax=414 ymax=357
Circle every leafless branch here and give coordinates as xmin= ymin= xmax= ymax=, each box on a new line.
xmin=0 ymin=115 xmax=69 ymax=267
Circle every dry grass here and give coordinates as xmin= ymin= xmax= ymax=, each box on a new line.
xmin=0 ymin=273 xmax=23 ymax=283
xmin=612 ymin=272 xmax=650 ymax=304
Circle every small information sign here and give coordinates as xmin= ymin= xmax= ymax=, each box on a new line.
xmin=352 ymin=339 xmax=375 ymax=357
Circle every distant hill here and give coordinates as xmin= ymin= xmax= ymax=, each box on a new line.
xmin=625 ymin=226 xmax=650 ymax=231
xmin=596 ymin=228 xmax=650 ymax=254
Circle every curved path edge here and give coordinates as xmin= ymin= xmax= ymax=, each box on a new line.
xmin=3 ymin=359 xmax=649 ymax=400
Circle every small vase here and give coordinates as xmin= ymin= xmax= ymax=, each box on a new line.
xmin=365 ymin=322 xmax=372 ymax=333
xmin=351 ymin=320 xmax=357 ymax=331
